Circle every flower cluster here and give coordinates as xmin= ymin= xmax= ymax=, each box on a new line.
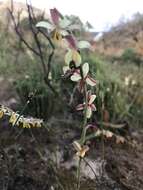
xmin=36 ymin=11 xmax=126 ymax=190
xmin=70 ymin=63 xmax=96 ymax=92
xmin=36 ymin=8 xmax=97 ymax=158
xmin=36 ymin=8 xmax=78 ymax=47
xmin=0 ymin=105 xmax=43 ymax=128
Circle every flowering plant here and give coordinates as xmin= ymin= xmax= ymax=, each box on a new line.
xmin=37 ymin=9 xmax=97 ymax=189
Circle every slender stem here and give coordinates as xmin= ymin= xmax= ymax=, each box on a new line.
xmin=79 ymin=65 xmax=88 ymax=145
xmin=101 ymin=104 xmax=105 ymax=161
xmin=76 ymin=66 xmax=89 ymax=190
xmin=80 ymin=84 xmax=88 ymax=145
xmin=100 ymin=97 xmax=105 ymax=178
xmin=77 ymin=157 xmax=82 ymax=190
xmin=47 ymin=48 xmax=55 ymax=79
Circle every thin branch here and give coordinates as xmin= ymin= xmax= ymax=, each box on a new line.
xmin=8 ymin=8 xmax=40 ymax=56
xmin=83 ymin=158 xmax=99 ymax=183
xmin=77 ymin=157 xmax=82 ymax=190
xmin=9 ymin=1 xmax=58 ymax=95
xmin=26 ymin=2 xmax=47 ymax=74
xmin=26 ymin=2 xmax=57 ymax=95
xmin=26 ymin=0 xmax=55 ymax=50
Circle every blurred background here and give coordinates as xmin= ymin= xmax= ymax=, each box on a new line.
xmin=0 ymin=1 xmax=143 ymax=189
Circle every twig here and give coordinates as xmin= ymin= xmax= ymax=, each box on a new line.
xmin=9 ymin=1 xmax=57 ymax=95
xmin=8 ymin=8 xmax=40 ymax=56
xmin=26 ymin=2 xmax=56 ymax=88
xmin=83 ymin=157 xmax=99 ymax=183
xmin=26 ymin=2 xmax=47 ymax=74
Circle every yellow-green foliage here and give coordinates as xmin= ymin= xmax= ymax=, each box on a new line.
xmin=87 ymin=54 xmax=143 ymax=126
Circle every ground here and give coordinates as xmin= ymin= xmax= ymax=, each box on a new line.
xmin=0 ymin=116 xmax=143 ymax=190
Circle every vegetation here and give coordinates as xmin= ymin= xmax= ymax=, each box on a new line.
xmin=0 ymin=1 xmax=143 ymax=190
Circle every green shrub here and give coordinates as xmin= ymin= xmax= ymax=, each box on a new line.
xmin=121 ymin=48 xmax=142 ymax=66
xmin=14 ymin=58 xmax=66 ymax=120
xmin=87 ymin=54 xmax=143 ymax=126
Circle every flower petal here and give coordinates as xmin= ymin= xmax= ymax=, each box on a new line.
xmin=77 ymin=41 xmax=91 ymax=49
xmin=67 ymin=24 xmax=82 ymax=31
xmin=52 ymin=29 xmax=61 ymax=40
xmin=59 ymin=17 xmax=71 ymax=28
xmin=87 ymin=90 xmax=92 ymax=101
xmin=116 ymin=135 xmax=125 ymax=144
xmin=65 ymin=50 xmax=81 ymax=67
xmin=103 ymin=130 xmax=113 ymax=138
xmin=63 ymin=66 xmax=70 ymax=74
xmin=65 ymin=50 xmax=72 ymax=65
xmin=0 ymin=110 xmax=4 ymax=118
xmin=90 ymin=104 xmax=96 ymax=111
xmin=89 ymin=95 xmax=96 ymax=105
xmin=95 ymin=129 xmax=102 ymax=136
xmin=50 ymin=8 xmax=61 ymax=25
xmin=86 ymin=107 xmax=92 ymax=118
xmin=82 ymin=62 xmax=89 ymax=78
xmin=72 ymin=50 xmax=82 ymax=67
xmin=71 ymin=72 xmax=81 ymax=82
xmin=23 ymin=122 xmax=31 ymax=128
xmin=36 ymin=21 xmax=54 ymax=31
xmin=9 ymin=112 xmax=18 ymax=126
xmin=86 ymin=76 xmax=96 ymax=86
xmin=60 ymin=38 xmax=69 ymax=49
xmin=65 ymin=35 xmax=77 ymax=49
xmin=73 ymin=141 xmax=81 ymax=151
xmin=59 ymin=29 xmax=69 ymax=36
xmin=78 ymin=146 xmax=89 ymax=158
xmin=76 ymin=104 xmax=84 ymax=110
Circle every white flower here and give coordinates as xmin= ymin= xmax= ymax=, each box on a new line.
xmin=73 ymin=141 xmax=89 ymax=158
xmin=76 ymin=91 xmax=96 ymax=118
xmin=70 ymin=63 xmax=96 ymax=91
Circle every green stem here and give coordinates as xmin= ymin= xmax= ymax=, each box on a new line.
xmin=77 ymin=157 xmax=82 ymax=190
xmin=101 ymin=103 xmax=105 ymax=161
xmin=76 ymin=66 xmax=89 ymax=190
xmin=79 ymin=65 xmax=88 ymax=145
xmin=80 ymin=84 xmax=88 ymax=145
xmin=101 ymin=97 xmax=105 ymax=177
